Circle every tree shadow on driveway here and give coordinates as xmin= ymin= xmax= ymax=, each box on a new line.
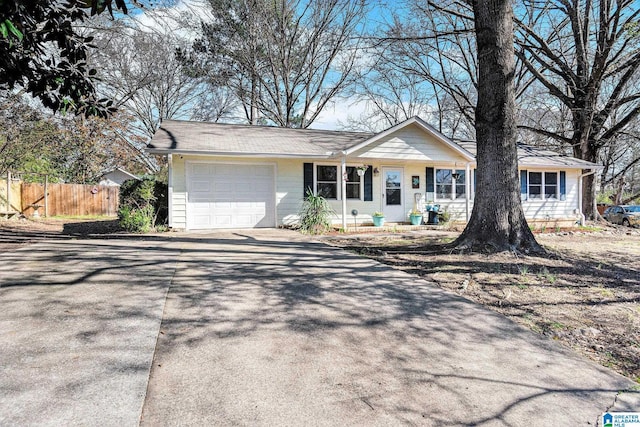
xmin=141 ymin=232 xmax=640 ymax=426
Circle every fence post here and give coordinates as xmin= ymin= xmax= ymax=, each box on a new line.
xmin=44 ymin=175 xmax=48 ymax=217
xmin=6 ymin=171 xmax=10 ymax=219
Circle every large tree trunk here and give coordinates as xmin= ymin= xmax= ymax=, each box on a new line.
xmin=454 ymin=0 xmax=542 ymax=253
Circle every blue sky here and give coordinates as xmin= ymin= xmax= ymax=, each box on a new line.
xmin=116 ymin=0 xmax=408 ymax=131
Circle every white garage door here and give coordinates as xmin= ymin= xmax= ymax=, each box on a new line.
xmin=187 ymin=162 xmax=276 ymax=229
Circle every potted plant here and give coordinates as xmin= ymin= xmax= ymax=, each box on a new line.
xmin=409 ymin=209 xmax=423 ymax=225
xmin=372 ymin=211 xmax=385 ymax=227
xmin=425 ymin=200 xmax=434 ymax=212
xmin=356 ymin=165 xmax=369 ymax=177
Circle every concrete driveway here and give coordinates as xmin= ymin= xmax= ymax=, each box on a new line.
xmin=1 ymin=230 xmax=638 ymax=426
xmin=0 ymin=236 xmax=180 ymax=426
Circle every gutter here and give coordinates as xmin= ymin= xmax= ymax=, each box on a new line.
xmin=144 ymin=149 xmax=334 ymax=159
xmin=465 ymin=162 xmax=472 ymax=221
xmin=578 ymin=169 xmax=598 ymax=226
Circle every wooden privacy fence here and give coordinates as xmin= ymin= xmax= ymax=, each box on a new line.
xmin=0 ymin=178 xmax=22 ymax=215
xmin=20 ymin=183 xmax=119 ymax=217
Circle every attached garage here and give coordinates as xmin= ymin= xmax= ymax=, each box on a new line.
xmin=186 ymin=162 xmax=276 ymax=229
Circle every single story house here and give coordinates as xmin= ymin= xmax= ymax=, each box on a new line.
xmin=146 ymin=116 xmax=599 ymax=230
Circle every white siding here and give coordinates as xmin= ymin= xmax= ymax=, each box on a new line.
xmin=521 ymin=169 xmax=580 ymax=220
xmin=171 ymin=159 xmax=187 ymax=228
xmin=351 ymin=124 xmax=469 ymax=163
xmin=168 ymin=155 xmax=582 ymax=229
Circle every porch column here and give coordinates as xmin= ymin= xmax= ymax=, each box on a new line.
xmin=341 ymin=155 xmax=347 ymax=230
xmin=167 ymin=154 xmax=173 ymax=228
xmin=465 ymin=162 xmax=471 ymax=221
xmin=5 ymin=171 xmax=10 ymax=219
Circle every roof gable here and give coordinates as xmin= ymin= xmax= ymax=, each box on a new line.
xmin=345 ymin=116 xmax=474 ymax=161
xmin=348 ymin=121 xmax=473 ymax=162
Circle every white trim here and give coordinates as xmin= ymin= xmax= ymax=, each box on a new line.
xmin=312 ymin=162 xmax=365 ymax=201
xmin=167 ymin=154 xmax=173 ymax=228
xmin=147 ymin=149 xmax=332 ymax=159
xmin=578 ymin=169 xmax=598 ymax=226
xmin=314 ymin=163 xmax=340 ymax=200
xmin=465 ymin=162 xmax=471 ymax=221
xmin=341 ymin=157 xmax=347 ymax=230
xmin=434 ymin=166 xmax=468 ymax=201
xmin=381 ymin=166 xmax=405 ymax=221
xmin=345 ymin=165 xmax=365 ymax=200
xmin=519 ymin=162 xmax=602 ymax=169
xmin=525 ymin=170 xmax=560 ymax=201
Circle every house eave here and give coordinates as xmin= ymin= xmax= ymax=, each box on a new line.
xmin=519 ymin=163 xmax=603 ymax=170
xmin=145 ymin=148 xmax=334 ymax=159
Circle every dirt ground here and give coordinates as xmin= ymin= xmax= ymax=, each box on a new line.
xmin=325 ymin=226 xmax=640 ymax=383
xmin=2 ymin=216 xmax=639 ymax=383
xmin=0 ymin=216 xmax=122 ymax=252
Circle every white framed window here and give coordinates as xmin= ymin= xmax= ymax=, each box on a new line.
xmin=544 ymin=172 xmax=558 ymax=199
xmin=316 ymin=165 xmax=338 ymax=199
xmin=435 ymin=168 xmax=466 ymax=200
xmin=528 ymin=171 xmax=558 ymax=200
xmin=344 ymin=166 xmax=362 ymax=199
xmin=314 ymin=164 xmax=363 ymax=200
xmin=436 ymin=169 xmax=452 ymax=199
xmin=529 ymin=172 xmax=542 ymax=199
xmin=455 ymin=169 xmax=466 ymax=199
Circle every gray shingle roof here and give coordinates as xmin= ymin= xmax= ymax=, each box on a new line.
xmin=147 ymin=119 xmax=599 ymax=169
xmin=455 ymin=140 xmax=600 ymax=168
xmin=147 ymin=120 xmax=373 ymax=157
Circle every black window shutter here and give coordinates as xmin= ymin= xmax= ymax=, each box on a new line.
xmin=364 ymin=165 xmax=373 ymax=201
xmin=426 ymin=167 xmax=434 ymax=201
xmin=560 ymin=171 xmax=566 ymax=200
xmin=303 ymin=163 xmax=313 ymax=198
xmin=520 ymin=170 xmax=528 ymax=200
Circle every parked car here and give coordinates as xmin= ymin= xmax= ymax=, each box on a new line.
xmin=602 ymin=205 xmax=640 ymax=227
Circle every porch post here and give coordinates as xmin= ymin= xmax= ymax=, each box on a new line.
xmin=465 ymin=162 xmax=471 ymax=221
xmin=341 ymin=155 xmax=347 ymax=230
xmin=44 ymin=174 xmax=48 ymax=217
xmin=167 ymin=154 xmax=173 ymax=228
xmin=6 ymin=171 xmax=10 ymax=219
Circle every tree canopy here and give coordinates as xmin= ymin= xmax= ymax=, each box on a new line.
xmin=0 ymin=0 xmax=133 ymax=116
xmin=182 ymin=0 xmax=368 ymax=128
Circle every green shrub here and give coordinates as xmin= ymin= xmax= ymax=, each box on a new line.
xmin=298 ymin=189 xmax=335 ymax=234
xmin=438 ymin=208 xmax=451 ymax=223
xmin=118 ymin=176 xmax=167 ymax=232
xmin=118 ymin=204 xmax=153 ymax=232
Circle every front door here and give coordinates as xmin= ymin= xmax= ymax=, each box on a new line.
xmin=382 ymin=168 xmax=404 ymax=221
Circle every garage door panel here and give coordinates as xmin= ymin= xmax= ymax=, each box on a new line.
xmin=187 ymin=163 xmax=275 ymax=229
xmin=213 ymin=215 xmax=232 ymax=227
xmin=191 ymin=181 xmax=212 ymax=193
xmin=191 ymin=164 xmax=213 ymax=176
xmin=234 ymin=214 xmax=256 ymax=227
